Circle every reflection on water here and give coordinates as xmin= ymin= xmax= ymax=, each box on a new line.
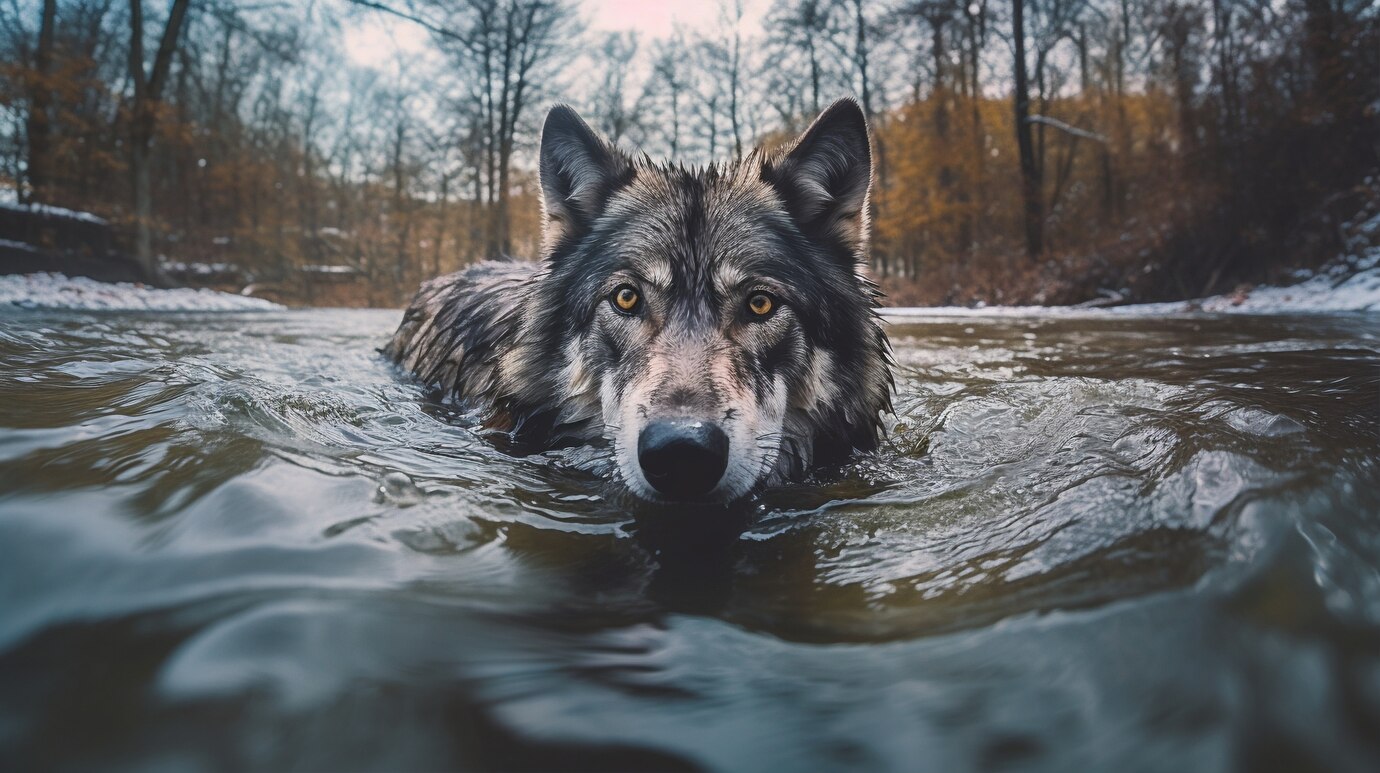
xmin=0 ymin=308 xmax=1377 ymax=771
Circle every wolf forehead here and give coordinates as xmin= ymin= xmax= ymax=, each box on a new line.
xmin=597 ymin=169 xmax=787 ymax=287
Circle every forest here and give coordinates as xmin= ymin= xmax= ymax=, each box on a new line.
xmin=1 ymin=0 xmax=1377 ymax=307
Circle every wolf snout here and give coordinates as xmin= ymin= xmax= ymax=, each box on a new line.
xmin=637 ymin=419 xmax=730 ymax=499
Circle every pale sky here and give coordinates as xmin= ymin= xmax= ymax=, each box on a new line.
xmin=342 ymin=0 xmax=770 ymax=70
xmin=586 ymin=0 xmax=767 ymax=38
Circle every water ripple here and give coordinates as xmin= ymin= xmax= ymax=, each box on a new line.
xmin=1 ymin=308 xmax=1377 ymax=771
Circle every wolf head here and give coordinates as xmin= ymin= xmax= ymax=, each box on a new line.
xmin=500 ymin=99 xmax=892 ymax=503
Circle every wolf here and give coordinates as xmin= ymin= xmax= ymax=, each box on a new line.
xmin=385 ymin=99 xmax=892 ymax=504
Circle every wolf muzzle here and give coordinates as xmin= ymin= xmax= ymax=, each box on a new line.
xmin=637 ymin=418 xmax=730 ymax=499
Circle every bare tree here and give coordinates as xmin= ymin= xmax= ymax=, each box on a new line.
xmin=1 ymin=0 xmax=1373 ymax=309
xmin=128 ymin=0 xmax=192 ymax=278
xmin=835 ymin=0 xmax=875 ymax=119
xmin=1011 ymin=0 xmax=1042 ymax=259
xmin=22 ymin=0 xmax=56 ymax=203
xmin=643 ymin=34 xmax=690 ymax=157
xmin=428 ymin=0 xmax=579 ymax=256
xmin=825 ymin=0 xmax=884 ymax=272
xmin=590 ymin=31 xmax=640 ymax=145
xmin=695 ymin=0 xmax=749 ymax=158
xmin=767 ymin=0 xmax=836 ymax=114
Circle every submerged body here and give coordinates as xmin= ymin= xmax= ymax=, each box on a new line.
xmin=386 ymin=100 xmax=892 ymax=502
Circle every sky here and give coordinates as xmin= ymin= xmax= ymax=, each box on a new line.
xmin=585 ymin=0 xmax=767 ymax=38
xmin=341 ymin=0 xmax=771 ymax=71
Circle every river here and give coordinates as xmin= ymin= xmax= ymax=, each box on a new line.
xmin=1 ymin=307 xmax=1377 ymax=771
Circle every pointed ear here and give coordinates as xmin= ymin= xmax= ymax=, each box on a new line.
xmin=539 ymin=104 xmax=635 ymax=248
xmin=761 ymin=98 xmax=873 ymax=254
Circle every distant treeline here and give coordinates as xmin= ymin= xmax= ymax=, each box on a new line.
xmin=1 ymin=0 xmax=1376 ymax=306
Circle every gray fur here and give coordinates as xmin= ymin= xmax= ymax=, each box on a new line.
xmin=386 ymin=99 xmax=893 ymax=502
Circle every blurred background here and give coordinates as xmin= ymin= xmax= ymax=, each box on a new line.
xmin=1 ymin=0 xmax=1377 ymax=307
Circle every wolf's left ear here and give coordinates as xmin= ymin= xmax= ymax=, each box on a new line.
xmin=539 ymin=105 xmax=635 ymax=249
xmin=761 ymin=98 xmax=873 ymax=256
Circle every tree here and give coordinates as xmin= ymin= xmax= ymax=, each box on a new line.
xmin=837 ymin=0 xmax=875 ymax=119
xmin=643 ymin=34 xmax=690 ymax=157
xmin=127 ymin=0 xmax=192 ymax=279
xmin=428 ymin=0 xmax=579 ymax=256
xmin=1011 ymin=0 xmax=1042 ymax=259
xmin=0 ymin=0 xmax=1374 ymax=309
xmin=695 ymin=0 xmax=750 ymax=159
xmin=766 ymin=0 xmax=835 ymax=115
xmin=590 ymin=31 xmax=640 ymax=145
xmin=23 ymin=0 xmax=57 ymax=203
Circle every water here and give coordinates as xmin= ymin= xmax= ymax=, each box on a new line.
xmin=1 ymin=307 xmax=1378 ymax=772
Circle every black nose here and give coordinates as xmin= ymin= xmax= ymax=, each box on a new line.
xmin=637 ymin=419 xmax=730 ymax=499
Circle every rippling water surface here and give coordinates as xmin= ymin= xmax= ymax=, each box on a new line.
xmin=1 ymin=307 xmax=1378 ymax=772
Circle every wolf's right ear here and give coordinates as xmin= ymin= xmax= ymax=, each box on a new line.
xmin=539 ymin=105 xmax=635 ymax=249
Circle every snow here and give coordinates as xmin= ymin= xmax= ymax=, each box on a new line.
xmin=887 ymin=209 xmax=1380 ymax=318
xmin=300 ymin=264 xmax=360 ymax=274
xmin=0 ymin=273 xmax=281 ymax=312
xmin=1125 ymin=208 xmax=1380 ymax=314
xmin=0 ymin=201 xmax=109 ymax=225
xmin=161 ymin=260 xmax=244 ymax=277
xmin=0 ymin=238 xmax=39 ymax=252
xmin=1121 ymin=262 xmax=1380 ymax=315
xmin=884 ymin=304 xmax=1081 ymax=318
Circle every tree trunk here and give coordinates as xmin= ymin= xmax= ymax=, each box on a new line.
xmin=1011 ymin=0 xmax=1043 ymax=260
xmin=931 ymin=14 xmax=948 ymax=138
xmin=670 ymin=87 xmax=680 ymax=155
xmin=127 ymin=0 xmax=191 ymax=283
xmin=851 ymin=0 xmax=873 ymax=117
xmin=393 ymin=119 xmax=408 ymax=284
xmin=966 ymin=5 xmax=986 ymax=258
xmin=807 ymin=37 xmax=819 ymax=114
xmin=433 ymin=172 xmax=449 ymax=276
xmin=729 ymin=28 xmax=743 ymax=158
xmin=496 ymin=137 xmax=512 ymax=255
xmin=131 ymin=140 xmax=153 ymax=271
xmin=24 ymin=0 xmax=57 ymax=204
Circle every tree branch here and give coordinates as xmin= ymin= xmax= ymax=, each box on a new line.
xmin=343 ymin=0 xmax=463 ymax=42
xmin=146 ymin=0 xmax=191 ymax=101
xmin=1025 ymin=114 xmax=1107 ymax=143
xmin=129 ymin=0 xmax=145 ymax=93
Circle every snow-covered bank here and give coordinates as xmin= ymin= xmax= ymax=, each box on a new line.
xmin=0 ymin=200 xmax=108 ymax=225
xmin=887 ymin=209 xmax=1380 ymax=318
xmin=1122 ymin=263 xmax=1380 ymax=314
xmin=0 ymin=273 xmax=281 ymax=311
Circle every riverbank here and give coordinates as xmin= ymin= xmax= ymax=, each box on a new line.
xmin=0 ymin=272 xmax=279 ymax=311
xmin=5 ymin=203 xmax=1379 ymax=315
xmin=881 ymin=181 xmax=1380 ymax=310
xmin=885 ymin=223 xmax=1380 ymax=317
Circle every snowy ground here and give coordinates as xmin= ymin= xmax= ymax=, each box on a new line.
xmin=1121 ymin=260 xmax=1380 ymax=315
xmin=0 ymin=200 xmax=109 ymax=225
xmin=0 ymin=272 xmax=281 ymax=312
xmin=888 ymin=209 xmax=1380 ymax=318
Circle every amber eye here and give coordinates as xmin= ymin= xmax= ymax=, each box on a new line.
xmin=746 ymin=292 xmax=775 ymax=318
xmin=610 ymin=285 xmax=641 ymax=314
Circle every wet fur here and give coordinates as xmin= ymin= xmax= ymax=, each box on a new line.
xmin=386 ymin=100 xmax=893 ymax=502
